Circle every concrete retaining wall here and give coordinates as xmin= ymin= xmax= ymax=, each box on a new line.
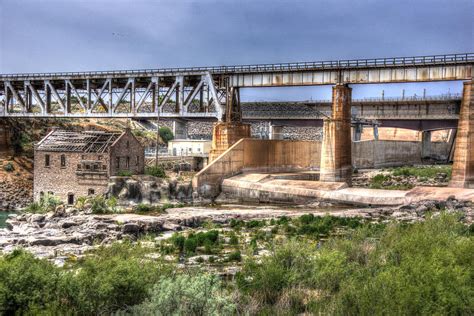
xmin=193 ymin=138 xmax=451 ymax=197
xmin=193 ymin=139 xmax=320 ymax=196
xmin=352 ymin=140 xmax=422 ymax=168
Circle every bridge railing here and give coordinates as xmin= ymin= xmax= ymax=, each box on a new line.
xmin=1 ymin=53 xmax=472 ymax=79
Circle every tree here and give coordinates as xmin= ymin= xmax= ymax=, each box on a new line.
xmin=159 ymin=127 xmax=174 ymax=143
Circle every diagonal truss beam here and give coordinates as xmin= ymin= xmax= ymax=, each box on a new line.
xmin=90 ymin=79 xmax=111 ymax=112
xmin=205 ymin=72 xmax=224 ymax=120
xmin=45 ymin=80 xmax=65 ymax=112
xmin=25 ymin=81 xmax=45 ymax=113
xmin=65 ymin=80 xmax=86 ymax=111
xmin=4 ymin=81 xmax=26 ymax=111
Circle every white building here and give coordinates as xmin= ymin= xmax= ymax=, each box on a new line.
xmin=167 ymin=139 xmax=212 ymax=156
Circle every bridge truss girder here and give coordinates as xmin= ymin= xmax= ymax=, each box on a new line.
xmin=0 ymin=72 xmax=226 ymax=119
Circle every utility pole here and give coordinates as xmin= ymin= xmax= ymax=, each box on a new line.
xmin=155 ymin=103 xmax=160 ymax=167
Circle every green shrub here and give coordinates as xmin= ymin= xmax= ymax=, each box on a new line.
xmin=134 ymin=203 xmax=157 ymax=213
xmin=228 ymin=251 xmax=241 ymax=262
xmin=184 ymin=238 xmax=197 ymax=255
xmin=117 ymin=170 xmax=133 ymax=177
xmin=229 ymin=232 xmax=239 ymax=245
xmin=62 ymin=243 xmax=168 ymax=315
xmin=86 ymin=196 xmax=118 ymax=214
xmin=2 ymin=162 xmax=14 ymax=172
xmin=131 ymin=274 xmax=235 ymax=315
xmin=24 ymin=193 xmax=61 ymax=214
xmin=0 ymin=250 xmax=61 ymax=313
xmin=236 ymin=213 xmax=473 ymax=315
xmin=145 ymin=165 xmax=166 ymax=178
xmin=159 ymin=126 xmax=174 ymax=144
xmin=170 ymin=233 xmax=185 ymax=252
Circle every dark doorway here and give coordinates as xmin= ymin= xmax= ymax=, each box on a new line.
xmin=67 ymin=193 xmax=74 ymax=205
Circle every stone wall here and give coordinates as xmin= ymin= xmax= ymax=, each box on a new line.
xmin=110 ymin=129 xmax=145 ymax=176
xmin=33 ymin=151 xmax=109 ymax=203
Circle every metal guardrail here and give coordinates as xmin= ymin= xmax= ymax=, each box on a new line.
xmin=242 ymin=94 xmax=462 ymax=105
xmin=1 ymin=53 xmax=472 ymax=79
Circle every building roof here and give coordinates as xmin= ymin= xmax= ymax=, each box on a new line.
xmin=36 ymin=129 xmax=122 ymax=153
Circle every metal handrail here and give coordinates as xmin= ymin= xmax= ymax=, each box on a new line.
xmin=1 ymin=53 xmax=472 ymax=79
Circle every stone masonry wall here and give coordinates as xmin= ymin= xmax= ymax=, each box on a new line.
xmin=33 ymin=151 xmax=109 ymax=203
xmin=110 ymin=130 xmax=145 ymax=176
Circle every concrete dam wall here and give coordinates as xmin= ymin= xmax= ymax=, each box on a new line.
xmin=193 ymin=138 xmax=450 ymax=197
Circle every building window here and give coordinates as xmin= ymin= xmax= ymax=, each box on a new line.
xmin=98 ymin=155 xmax=103 ymax=160
xmin=67 ymin=193 xmax=74 ymax=205
xmin=93 ymin=164 xmax=98 ymax=170
xmin=85 ymin=164 xmax=90 ymax=170
xmin=136 ymin=155 xmax=139 ymax=166
xmin=88 ymin=189 xmax=95 ymax=196
xmin=45 ymin=154 xmax=50 ymax=167
xmin=102 ymin=165 xmax=107 ymax=170
xmin=115 ymin=157 xmax=120 ymax=168
xmin=77 ymin=164 xmax=82 ymax=170
xmin=126 ymin=141 xmax=130 ymax=148
xmin=60 ymin=154 xmax=66 ymax=168
xmin=126 ymin=156 xmax=130 ymax=169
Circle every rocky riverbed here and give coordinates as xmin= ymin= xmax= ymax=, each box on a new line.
xmin=1 ymin=198 xmax=472 ymax=263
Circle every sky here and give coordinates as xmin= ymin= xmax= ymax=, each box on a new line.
xmin=0 ymin=0 xmax=472 ymax=100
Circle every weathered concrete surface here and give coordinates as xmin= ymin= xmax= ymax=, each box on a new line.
xmin=209 ymin=122 xmax=251 ymax=162
xmin=194 ymin=136 xmax=452 ymax=197
xmin=450 ymin=81 xmax=474 ymax=188
xmin=221 ymin=172 xmax=474 ymax=206
xmin=193 ymin=138 xmax=321 ymax=197
xmin=320 ymin=84 xmax=352 ymax=184
xmin=352 ymin=140 xmax=422 ymax=168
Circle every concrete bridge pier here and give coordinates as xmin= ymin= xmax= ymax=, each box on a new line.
xmin=421 ymin=130 xmax=432 ymax=159
xmin=209 ymin=87 xmax=251 ymax=162
xmin=449 ymin=81 xmax=474 ymax=188
xmin=172 ymin=120 xmax=188 ymax=139
xmin=269 ymin=124 xmax=284 ymax=140
xmin=320 ymin=84 xmax=353 ymax=185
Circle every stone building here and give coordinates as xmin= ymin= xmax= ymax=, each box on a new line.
xmin=33 ymin=128 xmax=144 ymax=204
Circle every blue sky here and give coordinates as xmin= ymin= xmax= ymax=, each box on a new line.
xmin=1 ymin=0 xmax=472 ymax=100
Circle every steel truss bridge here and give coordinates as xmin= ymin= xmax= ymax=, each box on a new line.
xmin=0 ymin=53 xmax=472 ymax=119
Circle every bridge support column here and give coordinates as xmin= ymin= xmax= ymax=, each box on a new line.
xmin=320 ymin=84 xmax=352 ymax=185
xmin=172 ymin=120 xmax=188 ymax=140
xmin=209 ymin=86 xmax=251 ymax=162
xmin=353 ymin=124 xmax=363 ymax=141
xmin=269 ymin=124 xmax=284 ymax=140
xmin=421 ymin=130 xmax=432 ymax=159
xmin=449 ymin=81 xmax=474 ymax=188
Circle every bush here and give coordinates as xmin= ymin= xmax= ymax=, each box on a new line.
xmin=131 ymin=274 xmax=235 ymax=315
xmin=184 ymin=238 xmax=197 ymax=254
xmin=62 ymin=243 xmax=168 ymax=315
xmin=2 ymin=162 xmax=14 ymax=172
xmin=87 ymin=196 xmax=118 ymax=214
xmin=134 ymin=203 xmax=158 ymax=213
xmin=170 ymin=233 xmax=185 ymax=252
xmin=0 ymin=250 xmax=61 ymax=313
xmin=236 ymin=213 xmax=473 ymax=315
xmin=228 ymin=251 xmax=241 ymax=262
xmin=159 ymin=127 xmax=174 ymax=144
xmin=24 ymin=193 xmax=61 ymax=214
xmin=145 ymin=165 xmax=166 ymax=178
xmin=117 ymin=170 xmax=133 ymax=177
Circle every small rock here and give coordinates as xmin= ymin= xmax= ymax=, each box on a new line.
xmin=122 ymin=223 xmax=140 ymax=234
